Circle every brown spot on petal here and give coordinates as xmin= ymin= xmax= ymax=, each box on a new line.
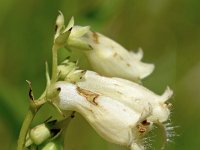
xmin=119 ymin=56 xmax=124 ymax=61
xmin=116 ymin=91 xmax=123 ymax=95
xmin=126 ymin=63 xmax=131 ymax=67
xmin=92 ymin=32 xmax=99 ymax=44
xmin=113 ymin=52 xmax=118 ymax=57
xmin=137 ymin=120 xmax=150 ymax=134
xmin=165 ymin=102 xmax=172 ymax=108
xmin=76 ymin=86 xmax=99 ymax=105
xmin=112 ymin=52 xmax=124 ymax=61
xmin=137 ymin=124 xmax=146 ymax=134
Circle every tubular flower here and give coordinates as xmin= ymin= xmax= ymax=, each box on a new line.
xmin=64 ymin=17 xmax=154 ymax=82
xmin=76 ymin=70 xmax=173 ymax=123
xmin=52 ymin=70 xmax=173 ymax=150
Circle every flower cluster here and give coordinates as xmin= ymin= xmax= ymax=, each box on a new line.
xmin=50 ymin=12 xmax=174 ymax=150
xmin=24 ymin=12 xmax=174 ymax=150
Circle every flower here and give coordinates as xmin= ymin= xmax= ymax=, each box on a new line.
xmin=53 ymin=70 xmax=173 ymax=150
xmin=76 ymin=70 xmax=173 ymax=123
xmin=65 ymin=18 xmax=154 ymax=82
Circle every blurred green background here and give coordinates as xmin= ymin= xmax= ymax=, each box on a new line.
xmin=0 ymin=0 xmax=199 ymax=149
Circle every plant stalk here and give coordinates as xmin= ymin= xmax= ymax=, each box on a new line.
xmin=51 ymin=44 xmax=59 ymax=84
xmin=17 ymin=107 xmax=38 ymax=150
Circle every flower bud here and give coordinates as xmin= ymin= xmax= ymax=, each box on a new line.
xmin=56 ymin=11 xmax=65 ymax=31
xmin=54 ymin=12 xmax=65 ymax=41
xmin=26 ymin=124 xmax=51 ymax=146
xmin=25 ymin=120 xmax=61 ymax=147
xmin=66 ymin=70 xmax=86 ymax=83
xmin=54 ymin=13 xmax=73 ymax=48
xmin=41 ymin=141 xmax=63 ymax=150
xmin=57 ymin=60 xmax=86 ymax=82
xmin=57 ymin=60 xmax=77 ymax=80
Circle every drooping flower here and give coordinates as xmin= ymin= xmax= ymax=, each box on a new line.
xmin=76 ymin=70 xmax=173 ymax=123
xmin=63 ymin=17 xmax=154 ymax=82
xmin=52 ymin=70 xmax=173 ymax=150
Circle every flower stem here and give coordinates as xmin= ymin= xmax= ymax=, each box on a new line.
xmin=17 ymin=107 xmax=38 ymax=150
xmin=51 ymin=44 xmax=59 ymax=84
xmin=17 ymin=94 xmax=45 ymax=150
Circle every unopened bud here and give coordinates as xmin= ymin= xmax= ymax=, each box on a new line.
xmin=54 ymin=12 xmax=73 ymax=48
xmin=57 ymin=61 xmax=77 ymax=80
xmin=66 ymin=70 xmax=86 ymax=83
xmin=56 ymin=11 xmax=65 ymax=31
xmin=26 ymin=124 xmax=51 ymax=146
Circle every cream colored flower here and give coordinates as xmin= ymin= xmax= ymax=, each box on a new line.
xmin=53 ymin=70 xmax=172 ymax=150
xmin=64 ymin=17 xmax=154 ymax=82
xmin=76 ymin=70 xmax=173 ymax=123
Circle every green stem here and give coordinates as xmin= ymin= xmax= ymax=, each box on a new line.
xmin=17 ymin=107 xmax=38 ymax=150
xmin=17 ymin=95 xmax=47 ymax=150
xmin=51 ymin=44 xmax=59 ymax=84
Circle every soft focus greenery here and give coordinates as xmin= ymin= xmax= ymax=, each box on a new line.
xmin=0 ymin=0 xmax=199 ymax=149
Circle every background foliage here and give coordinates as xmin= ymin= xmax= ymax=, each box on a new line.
xmin=0 ymin=0 xmax=199 ymax=149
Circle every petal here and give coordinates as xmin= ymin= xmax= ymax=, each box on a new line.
xmin=77 ymin=71 xmax=156 ymax=109
xmin=84 ymin=32 xmax=154 ymax=81
xmin=70 ymin=26 xmax=90 ymax=38
xmin=54 ymin=82 xmax=143 ymax=147
xmin=160 ymin=86 xmax=173 ymax=102
xmin=130 ymin=48 xmax=143 ymax=61
xmin=76 ymin=70 xmax=172 ymax=122
xmin=67 ymin=37 xmax=92 ymax=51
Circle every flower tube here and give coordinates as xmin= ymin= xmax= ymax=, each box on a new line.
xmin=76 ymin=70 xmax=173 ymax=123
xmin=64 ymin=17 xmax=154 ymax=82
